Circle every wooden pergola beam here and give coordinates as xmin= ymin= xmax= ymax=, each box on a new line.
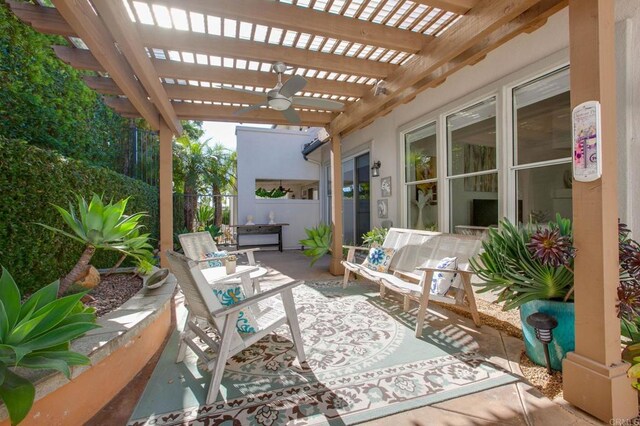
xmin=339 ymin=0 xmax=567 ymax=135
xmin=91 ymin=0 xmax=181 ymax=135
xmin=6 ymin=1 xmax=75 ymax=37
xmin=411 ymin=0 xmax=478 ymax=14
xmin=86 ymin=78 xmax=354 ymax=109
xmin=136 ymin=25 xmax=395 ymax=79
xmin=64 ymin=48 xmax=370 ymax=99
xmin=104 ymin=97 xmax=332 ymax=126
xmin=145 ymin=0 xmax=428 ymax=53
xmin=151 ymin=60 xmax=370 ymax=99
xmin=50 ymin=0 xmax=160 ymax=130
xmin=330 ymin=0 xmax=543 ymax=135
xmin=53 ymin=46 xmax=103 ymax=72
xmin=172 ymin=102 xmax=334 ymax=125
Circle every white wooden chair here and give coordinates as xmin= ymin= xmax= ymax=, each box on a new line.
xmin=166 ymin=250 xmax=306 ymax=403
xmin=342 ymin=229 xmax=484 ymax=337
xmin=179 ymin=231 xmax=265 ymax=292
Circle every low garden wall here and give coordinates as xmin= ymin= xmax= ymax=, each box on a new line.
xmin=0 ymin=138 xmax=160 ymax=293
xmin=0 ymin=272 xmax=176 ymax=426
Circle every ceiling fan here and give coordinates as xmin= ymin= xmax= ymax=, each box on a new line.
xmin=218 ymin=62 xmax=345 ymax=124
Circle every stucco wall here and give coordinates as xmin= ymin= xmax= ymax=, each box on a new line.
xmin=236 ymin=127 xmax=321 ymax=249
xmin=322 ymin=5 xmax=639 ymax=235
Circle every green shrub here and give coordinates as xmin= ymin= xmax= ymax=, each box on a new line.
xmin=0 ymin=138 xmax=159 ymax=293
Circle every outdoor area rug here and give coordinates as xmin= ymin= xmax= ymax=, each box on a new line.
xmin=128 ymin=280 xmax=516 ymax=425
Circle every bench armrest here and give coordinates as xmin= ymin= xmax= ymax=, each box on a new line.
xmin=211 ymin=280 xmax=303 ymax=318
xmin=343 ymin=245 xmax=370 ymax=251
xmin=417 ymin=266 xmax=473 ymax=276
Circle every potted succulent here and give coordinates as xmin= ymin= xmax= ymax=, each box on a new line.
xmin=470 ymin=215 xmax=576 ymax=370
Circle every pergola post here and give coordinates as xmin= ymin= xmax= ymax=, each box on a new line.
xmin=158 ymin=119 xmax=173 ymax=267
xmin=329 ymin=133 xmax=344 ymax=275
xmin=563 ymin=0 xmax=638 ymax=421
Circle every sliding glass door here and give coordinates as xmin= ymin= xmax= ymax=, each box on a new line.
xmin=342 ymin=152 xmax=370 ymax=245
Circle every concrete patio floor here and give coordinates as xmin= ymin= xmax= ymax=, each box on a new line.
xmin=90 ymin=249 xmax=602 ymax=425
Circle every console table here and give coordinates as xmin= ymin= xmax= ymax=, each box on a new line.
xmin=232 ymin=224 xmax=289 ymax=252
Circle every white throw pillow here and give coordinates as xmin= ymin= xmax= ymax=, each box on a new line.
xmin=428 ymin=257 xmax=459 ymax=296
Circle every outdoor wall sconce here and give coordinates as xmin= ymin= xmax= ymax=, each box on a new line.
xmin=526 ymin=312 xmax=558 ymax=374
xmin=371 ymin=161 xmax=381 ymax=177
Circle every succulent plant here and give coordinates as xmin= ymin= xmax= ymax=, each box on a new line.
xmin=0 ymin=267 xmax=98 ymax=425
xmin=299 ymin=224 xmax=332 ymax=266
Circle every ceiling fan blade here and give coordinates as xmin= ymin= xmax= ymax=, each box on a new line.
xmin=292 ymin=96 xmax=345 ymax=111
xmin=217 ymin=86 xmax=265 ymax=97
xmin=279 ymin=75 xmax=307 ymax=97
xmin=281 ymin=107 xmax=301 ymax=124
xmin=234 ymin=102 xmax=269 ymax=116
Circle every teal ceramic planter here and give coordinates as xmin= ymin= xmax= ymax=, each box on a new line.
xmin=519 ymin=300 xmax=575 ymax=371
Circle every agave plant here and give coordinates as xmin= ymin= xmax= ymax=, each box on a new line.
xmin=470 ymin=216 xmax=575 ymax=310
xmin=0 ymin=267 xmax=98 ymax=425
xmin=299 ymin=224 xmax=332 ymax=266
xmin=38 ymin=194 xmax=147 ymax=295
xmin=105 ymin=229 xmax=155 ymax=276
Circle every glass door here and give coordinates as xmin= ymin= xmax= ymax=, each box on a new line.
xmin=355 ymin=153 xmax=370 ymax=245
xmin=341 ymin=153 xmax=370 ymax=245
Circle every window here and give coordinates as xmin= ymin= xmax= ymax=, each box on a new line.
xmin=447 ymin=98 xmax=498 ymax=232
xmin=512 ymin=67 xmax=571 ymax=224
xmin=404 ymin=122 xmax=438 ymax=230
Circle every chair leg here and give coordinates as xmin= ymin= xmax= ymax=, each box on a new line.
xmin=342 ymin=270 xmax=350 ymax=288
xmin=379 ymin=283 xmax=386 ymax=298
xmin=206 ymin=313 xmax=238 ymax=404
xmin=282 ymin=289 xmax=306 ymax=363
xmin=176 ymin=310 xmax=192 ymax=363
xmin=403 ymin=295 xmax=411 ymax=312
xmin=415 ymin=271 xmax=434 ymax=338
xmin=462 ymin=273 xmax=481 ymax=327
xmin=252 ymin=278 xmax=262 ymax=294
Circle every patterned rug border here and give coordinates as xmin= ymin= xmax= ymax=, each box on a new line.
xmin=129 ymin=351 xmax=516 ymax=426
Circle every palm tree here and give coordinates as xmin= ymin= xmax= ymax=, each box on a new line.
xmin=173 ymin=135 xmax=208 ymax=231
xmin=204 ymin=144 xmax=237 ymax=226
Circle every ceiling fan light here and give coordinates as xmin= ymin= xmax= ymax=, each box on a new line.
xmin=269 ymin=97 xmax=292 ymax=111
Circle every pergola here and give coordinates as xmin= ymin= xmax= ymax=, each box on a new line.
xmin=6 ymin=0 xmax=637 ymax=421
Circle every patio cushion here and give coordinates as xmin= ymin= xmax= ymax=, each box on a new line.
xmin=204 ymin=250 xmax=228 ymax=268
xmin=428 ymin=257 xmax=459 ymax=296
xmin=211 ymin=285 xmax=258 ymax=333
xmin=362 ymin=247 xmax=396 ymax=272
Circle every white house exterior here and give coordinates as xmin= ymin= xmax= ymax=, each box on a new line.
xmin=236 ymin=126 xmax=322 ymax=249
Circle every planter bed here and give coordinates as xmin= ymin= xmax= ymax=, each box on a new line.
xmin=0 ymin=270 xmax=177 ymax=426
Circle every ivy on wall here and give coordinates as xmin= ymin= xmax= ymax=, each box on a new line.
xmin=0 ymin=2 xmax=129 ymax=169
xmin=0 ymin=138 xmax=160 ymax=293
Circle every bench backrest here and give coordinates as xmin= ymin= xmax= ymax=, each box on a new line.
xmin=382 ymin=228 xmax=483 ymax=276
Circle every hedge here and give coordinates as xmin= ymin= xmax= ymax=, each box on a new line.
xmin=0 ymin=138 xmax=159 ymax=293
xmin=0 ymin=4 xmax=130 ymax=170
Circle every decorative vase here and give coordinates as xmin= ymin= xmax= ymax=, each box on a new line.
xmin=225 ymin=260 xmax=236 ymax=274
xmin=520 ymin=299 xmax=575 ymax=371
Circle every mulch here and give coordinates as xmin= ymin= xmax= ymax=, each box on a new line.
xmin=84 ymin=273 xmax=143 ymax=317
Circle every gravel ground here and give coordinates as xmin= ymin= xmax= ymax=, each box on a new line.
xmin=85 ymin=273 xmax=143 ymax=317
xmin=519 ymin=351 xmax=564 ymax=399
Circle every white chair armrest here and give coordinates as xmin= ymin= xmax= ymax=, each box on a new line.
xmin=207 ymin=266 xmax=259 ymax=284
xmin=227 ymin=248 xmax=260 ymax=255
xmin=211 ymin=280 xmax=303 ymax=318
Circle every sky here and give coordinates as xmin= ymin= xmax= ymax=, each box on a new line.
xmin=201 ymin=121 xmax=271 ymax=151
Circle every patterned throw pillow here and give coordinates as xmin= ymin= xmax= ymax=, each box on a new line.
xmin=203 ymin=250 xmax=228 ymax=268
xmin=429 ymin=257 xmax=459 ymax=296
xmin=211 ymin=285 xmax=258 ymax=333
xmin=362 ymin=247 xmax=396 ymax=272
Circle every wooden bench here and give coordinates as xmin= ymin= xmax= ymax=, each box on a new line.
xmin=342 ymin=228 xmax=484 ymax=337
